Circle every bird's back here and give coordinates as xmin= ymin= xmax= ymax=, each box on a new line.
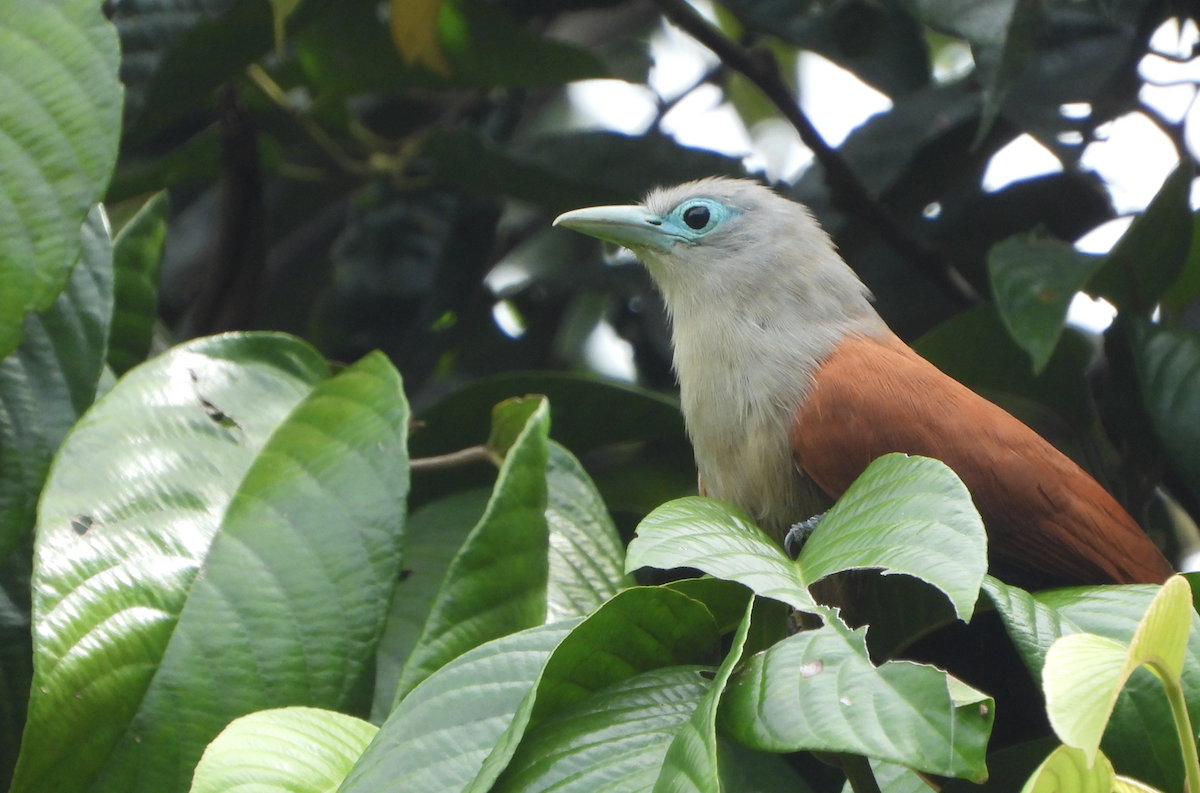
xmin=789 ymin=330 xmax=1174 ymax=589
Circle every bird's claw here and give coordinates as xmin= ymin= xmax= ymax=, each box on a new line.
xmin=784 ymin=512 xmax=826 ymax=559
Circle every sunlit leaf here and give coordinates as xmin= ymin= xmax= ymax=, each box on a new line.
xmin=1044 ymin=576 xmax=1193 ymax=764
xmin=190 ymin=707 xmax=377 ymax=793
xmin=1020 ymin=744 xmax=1114 ymax=793
xmin=392 ymin=396 xmax=550 ymax=705
xmin=0 ymin=0 xmax=122 ymax=359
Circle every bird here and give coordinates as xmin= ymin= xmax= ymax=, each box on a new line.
xmin=554 ymin=177 xmax=1174 ymax=590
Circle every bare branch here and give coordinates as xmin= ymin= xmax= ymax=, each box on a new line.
xmin=409 ymin=445 xmax=496 ymax=472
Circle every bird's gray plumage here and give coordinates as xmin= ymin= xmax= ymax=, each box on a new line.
xmin=578 ymin=178 xmax=887 ymax=534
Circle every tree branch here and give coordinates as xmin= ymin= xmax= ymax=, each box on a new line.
xmin=409 ymin=445 xmax=496 ymax=472
xmin=652 ymin=0 xmax=981 ymax=308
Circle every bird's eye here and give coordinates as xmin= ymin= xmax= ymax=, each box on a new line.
xmin=682 ymin=205 xmax=711 ymax=230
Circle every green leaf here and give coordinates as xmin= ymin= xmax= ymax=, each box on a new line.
xmin=1020 ymin=744 xmax=1115 ymax=793
xmin=126 ymin=0 xmax=272 ymax=140
xmin=545 ymin=442 xmax=631 ymax=621
xmin=0 ymin=207 xmax=113 ymax=563
xmin=13 ymin=336 xmax=411 ymax=793
xmin=1127 ymin=321 xmax=1200 ymax=500
xmin=0 ymin=548 xmax=34 ymax=791
xmin=370 ymin=488 xmax=490 ymax=722
xmin=1161 ymin=212 xmax=1200 ymax=311
xmin=798 ymin=454 xmax=987 ymax=622
xmin=494 ymin=666 xmax=713 ymax=793
xmin=985 ymin=577 xmax=1200 ymax=792
xmin=907 ymin=0 xmax=1043 ymax=144
xmin=1043 ymin=633 xmax=1131 ymax=763
xmin=343 ymin=621 xmax=578 ymax=793
xmin=470 ymin=585 xmax=718 ymax=793
xmin=629 ymin=456 xmax=987 ymax=622
xmin=349 ymin=587 xmax=718 ymax=793
xmin=988 ymin=234 xmax=1104 ymax=373
xmin=190 ymin=707 xmax=378 ymax=793
xmin=665 ymin=578 xmax=756 ymax=635
xmin=106 ymin=126 xmax=221 ymax=204
xmin=108 ymin=193 xmax=166 ymax=375
xmin=1044 ymin=577 xmax=1193 ymax=764
xmin=425 ymin=129 xmax=747 ymax=214
xmin=654 ymin=598 xmax=755 ymax=793
xmin=296 ymin=0 xmax=605 ymax=94
xmin=627 ymin=496 xmax=818 ymax=613
xmin=269 ymin=0 xmax=303 ymax=54
xmin=721 ymin=614 xmax=993 ymax=781
xmin=842 ymin=760 xmax=935 ymax=793
xmin=392 ymin=396 xmax=550 ymax=705
xmin=0 ymin=0 xmax=122 ymax=359
xmin=1090 ymin=161 xmax=1195 ymax=315
xmin=715 ymin=0 xmax=929 ymax=98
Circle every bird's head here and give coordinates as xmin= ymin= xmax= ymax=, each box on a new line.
xmin=554 ymin=177 xmax=879 ymax=332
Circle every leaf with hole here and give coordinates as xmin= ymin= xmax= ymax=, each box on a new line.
xmin=12 ymin=334 xmax=409 ymax=793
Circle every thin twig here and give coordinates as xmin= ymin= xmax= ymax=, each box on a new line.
xmin=409 ymin=445 xmax=496 ymax=472
xmin=653 ymin=63 xmax=727 ymax=129
xmin=245 ymin=63 xmax=370 ymax=176
xmin=652 ymin=0 xmax=981 ymax=308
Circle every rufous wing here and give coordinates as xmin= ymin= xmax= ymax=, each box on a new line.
xmin=789 ymin=331 xmax=1174 ymax=590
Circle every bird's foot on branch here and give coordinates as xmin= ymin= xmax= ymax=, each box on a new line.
xmin=784 ymin=512 xmax=826 ymax=559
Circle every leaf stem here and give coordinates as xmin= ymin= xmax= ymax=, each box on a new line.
xmin=816 ymin=752 xmax=882 ymax=793
xmin=1155 ymin=661 xmax=1200 ymax=793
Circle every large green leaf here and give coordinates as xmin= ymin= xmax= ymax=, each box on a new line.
xmin=349 ymin=587 xmax=718 ymax=793
xmin=985 ymin=578 xmax=1200 ymax=792
xmin=0 ymin=207 xmax=113 ymax=564
xmin=0 ymin=0 xmax=122 ymax=360
xmin=13 ymin=335 xmax=410 ymax=793
xmin=798 ymin=454 xmax=987 ymax=622
xmin=628 ymin=455 xmax=987 ymax=622
xmin=493 ymin=666 xmax=713 ymax=793
xmin=191 ymin=707 xmax=378 ymax=793
xmin=108 ymin=193 xmax=166 ymax=375
xmin=1127 ymin=321 xmax=1200 ymax=500
xmin=627 ymin=496 xmax=818 ymax=613
xmin=545 ymin=442 xmax=631 ymax=621
xmin=988 ymin=234 xmax=1104 ymax=373
xmin=1090 ymin=162 xmax=1194 ymax=316
xmin=372 ymin=439 xmax=628 ymax=721
xmin=1044 ymin=577 xmax=1191 ymax=765
xmin=344 ymin=621 xmax=578 ymax=793
xmin=392 ymin=397 xmax=550 ymax=705
xmin=1019 ymin=744 xmax=1115 ymax=793
xmin=721 ymin=614 xmax=993 ymax=781
xmin=654 ymin=598 xmax=754 ymax=793
xmin=371 ymin=488 xmax=490 ymax=722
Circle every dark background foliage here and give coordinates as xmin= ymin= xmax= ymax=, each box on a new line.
xmin=103 ymin=0 xmax=1200 ymax=550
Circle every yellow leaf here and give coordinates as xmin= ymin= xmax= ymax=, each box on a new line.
xmin=391 ymin=0 xmax=451 ymax=76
